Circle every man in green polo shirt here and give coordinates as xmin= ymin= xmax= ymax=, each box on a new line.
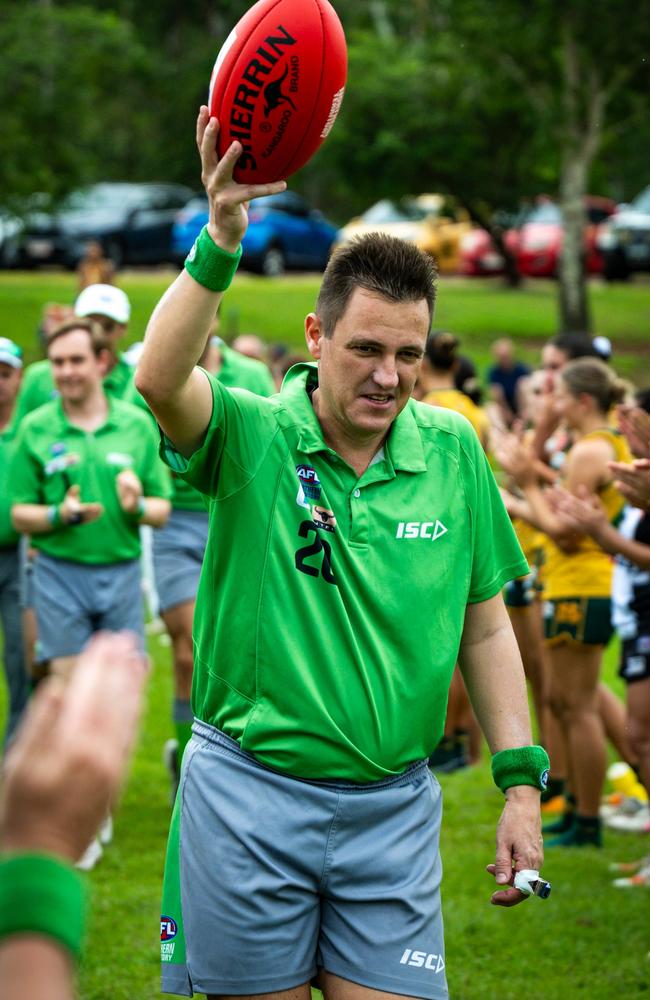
xmin=14 ymin=284 xmax=135 ymax=423
xmin=11 ymin=317 xmax=171 ymax=680
xmin=0 ymin=338 xmax=29 ymax=749
xmin=137 ymin=109 xmax=547 ymax=1000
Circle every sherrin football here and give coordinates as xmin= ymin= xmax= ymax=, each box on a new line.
xmin=208 ymin=0 xmax=347 ymax=184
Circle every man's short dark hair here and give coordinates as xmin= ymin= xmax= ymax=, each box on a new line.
xmin=548 ymin=332 xmax=599 ymax=361
xmin=316 ymin=234 xmax=437 ymax=337
xmin=46 ymin=318 xmax=109 ymax=357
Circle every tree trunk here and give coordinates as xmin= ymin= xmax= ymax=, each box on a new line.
xmin=558 ymin=155 xmax=591 ymax=332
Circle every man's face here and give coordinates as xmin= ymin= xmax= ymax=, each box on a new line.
xmin=48 ymin=329 xmax=107 ymax=405
xmin=0 ymin=363 xmax=21 ymax=409
xmin=305 ymin=288 xmax=430 ymax=444
xmin=541 ymin=345 xmax=568 ymax=389
xmin=86 ymin=313 xmax=126 ymax=351
xmin=553 ymin=376 xmax=581 ymax=427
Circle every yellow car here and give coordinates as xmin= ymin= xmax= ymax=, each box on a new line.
xmin=337 ymin=194 xmax=472 ymax=273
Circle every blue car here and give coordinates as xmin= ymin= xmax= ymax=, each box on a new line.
xmin=172 ymin=191 xmax=338 ymax=276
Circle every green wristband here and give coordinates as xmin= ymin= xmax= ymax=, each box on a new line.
xmin=46 ymin=504 xmax=62 ymax=530
xmin=491 ymin=745 xmax=550 ymax=793
xmin=184 ymin=226 xmax=242 ymax=292
xmin=0 ymin=854 xmax=86 ymax=958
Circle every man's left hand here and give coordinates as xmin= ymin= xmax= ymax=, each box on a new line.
xmin=487 ymin=785 xmax=543 ymax=907
xmin=116 ymin=469 xmax=143 ymax=514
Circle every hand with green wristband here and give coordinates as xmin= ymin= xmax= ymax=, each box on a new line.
xmin=0 ymin=632 xmax=147 ymax=998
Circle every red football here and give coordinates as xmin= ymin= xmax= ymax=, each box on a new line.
xmin=208 ymin=0 xmax=347 ymax=184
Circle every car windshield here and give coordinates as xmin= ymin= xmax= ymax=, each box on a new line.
xmin=632 ymin=187 xmax=650 ymax=213
xmin=526 ymin=202 xmax=561 ymax=225
xmin=360 ymin=200 xmax=430 ymax=224
xmin=60 ymin=185 xmax=145 ymax=211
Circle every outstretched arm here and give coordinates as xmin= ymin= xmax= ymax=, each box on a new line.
xmin=458 ymin=593 xmax=543 ymax=907
xmin=135 ymin=106 xmax=285 ymax=457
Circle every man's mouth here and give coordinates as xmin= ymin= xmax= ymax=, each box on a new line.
xmin=361 ymin=393 xmax=394 ymax=405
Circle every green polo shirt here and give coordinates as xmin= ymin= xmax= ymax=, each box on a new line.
xmin=0 ymin=414 xmax=20 ymax=547
xmin=11 ymin=396 xmax=171 ymax=565
xmin=161 ymin=364 xmax=528 ymax=782
xmin=14 ymin=355 xmax=134 ymax=424
xmin=128 ymin=343 xmax=276 ymax=512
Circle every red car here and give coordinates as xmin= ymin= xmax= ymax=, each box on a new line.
xmin=461 ymin=196 xmax=616 ymax=277
xmin=460 ymin=226 xmax=519 ymax=276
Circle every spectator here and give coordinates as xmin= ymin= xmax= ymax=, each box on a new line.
xmin=488 ymin=337 xmax=530 ymax=424
xmin=14 ymin=284 xmax=134 ymax=424
xmin=76 ymin=240 xmax=116 ymax=291
xmin=230 ymin=332 xmax=268 ymax=363
xmin=497 ymin=358 xmax=631 ymax=847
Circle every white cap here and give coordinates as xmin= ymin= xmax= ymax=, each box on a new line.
xmin=75 ymin=284 xmax=131 ymax=324
xmin=0 ymin=337 xmax=23 ymax=369
xmin=593 ymin=335 xmax=612 ymax=360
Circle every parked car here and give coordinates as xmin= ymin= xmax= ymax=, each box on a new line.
xmin=172 ymin=191 xmax=338 ymax=276
xmin=597 ymin=186 xmax=650 ymax=280
xmin=337 ymin=195 xmax=471 ymax=273
xmin=5 ymin=182 xmax=195 ymax=269
xmin=460 ymin=226 xmax=520 ymax=276
xmin=460 ymin=197 xmax=616 ymax=278
xmin=515 ymin=196 xmax=615 ymax=277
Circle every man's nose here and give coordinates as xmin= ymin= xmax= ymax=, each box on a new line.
xmin=373 ymin=359 xmax=399 ymax=389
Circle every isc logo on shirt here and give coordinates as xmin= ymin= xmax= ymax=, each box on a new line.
xmin=400 ymin=948 xmax=445 ymax=973
xmin=396 ymin=520 xmax=448 ymax=541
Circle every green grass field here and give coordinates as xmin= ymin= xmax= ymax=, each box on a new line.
xmin=1 ymin=270 xmax=650 ymax=998
xmin=1 ymin=269 xmax=649 ymax=381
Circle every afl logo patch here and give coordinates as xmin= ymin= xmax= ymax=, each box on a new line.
xmin=160 ymin=916 xmax=178 ymax=941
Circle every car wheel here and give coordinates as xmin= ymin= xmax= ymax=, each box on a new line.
xmin=261 ymin=246 xmax=285 ymax=277
xmin=105 ymin=239 xmax=124 ymax=269
xmin=603 ymin=250 xmax=629 ymax=282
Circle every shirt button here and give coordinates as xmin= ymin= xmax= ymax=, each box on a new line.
xmin=353 ymin=488 xmax=361 ymax=498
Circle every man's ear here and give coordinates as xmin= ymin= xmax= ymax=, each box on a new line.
xmin=97 ymin=348 xmax=112 ymax=377
xmin=305 ymin=313 xmax=324 ymax=360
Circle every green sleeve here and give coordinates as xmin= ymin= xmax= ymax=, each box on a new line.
xmin=10 ymin=423 xmax=45 ymax=505
xmin=461 ymin=427 xmax=529 ymax=604
xmin=159 ymin=373 xmax=276 ymax=498
xmin=14 ymin=363 xmax=55 ymax=424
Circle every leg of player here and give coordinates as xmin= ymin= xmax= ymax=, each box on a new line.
xmin=208 ymin=989 xmax=311 ymax=1000
xmin=626 ymin=676 xmax=650 ymax=796
xmin=546 ymin=641 xmax=605 ymax=845
xmin=597 ymin=682 xmax=637 ymax=767
xmin=161 ymin=599 xmax=195 ymax=796
xmin=320 ymin=972 xmax=424 ymax=1000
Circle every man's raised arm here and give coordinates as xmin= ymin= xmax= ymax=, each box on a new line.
xmin=135 ymin=106 xmax=285 ymax=457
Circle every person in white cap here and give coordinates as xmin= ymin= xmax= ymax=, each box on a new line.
xmin=14 ymin=284 xmax=134 ymax=423
xmin=0 ymin=338 xmax=30 ymax=749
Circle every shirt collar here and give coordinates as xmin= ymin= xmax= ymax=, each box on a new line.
xmin=279 ymin=363 xmax=427 ymax=473
xmin=55 ymin=391 xmax=115 ymax=431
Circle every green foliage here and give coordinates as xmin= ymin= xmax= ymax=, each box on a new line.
xmin=0 ymin=4 xmax=152 ymax=207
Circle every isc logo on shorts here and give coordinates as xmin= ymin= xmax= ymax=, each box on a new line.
xmin=396 ymin=521 xmax=448 ymax=541
xmin=400 ymin=948 xmax=445 ymax=973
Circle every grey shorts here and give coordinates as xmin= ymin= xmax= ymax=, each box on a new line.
xmin=161 ymin=722 xmax=448 ymax=999
xmin=32 ymin=553 xmax=144 ymax=658
xmin=153 ymin=509 xmax=208 ymax=613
